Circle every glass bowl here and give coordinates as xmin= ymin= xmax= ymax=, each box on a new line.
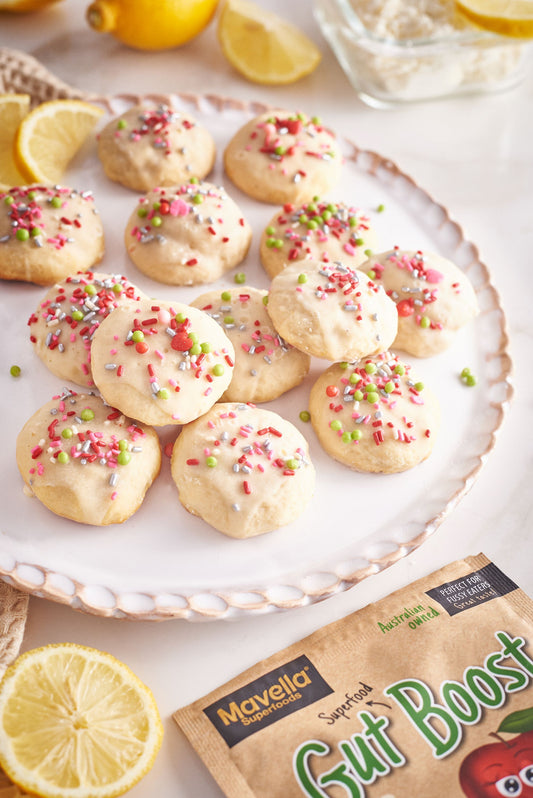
xmin=314 ymin=0 xmax=532 ymax=107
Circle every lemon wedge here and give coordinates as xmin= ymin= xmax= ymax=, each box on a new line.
xmin=0 ymin=94 xmax=30 ymax=187
xmin=456 ymin=0 xmax=533 ymax=37
xmin=14 ymin=99 xmax=104 ymax=184
xmin=217 ymin=0 xmax=322 ymax=85
xmin=0 ymin=643 xmax=163 ymax=798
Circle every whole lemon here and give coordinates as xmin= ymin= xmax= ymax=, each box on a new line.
xmin=0 ymin=0 xmax=62 ymax=11
xmin=86 ymin=0 xmax=220 ymax=50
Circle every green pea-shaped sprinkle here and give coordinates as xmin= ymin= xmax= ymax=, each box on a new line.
xmin=348 ymin=216 xmax=358 ymax=227
xmin=306 ymin=203 xmax=316 ymax=213
xmin=298 ymin=273 xmax=308 ymax=284
xmin=322 ymin=210 xmax=332 ymax=222
xmin=72 ymin=310 xmax=83 ymax=321
xmin=9 ymin=365 xmax=21 ymax=377
xmin=118 ymin=439 xmax=128 ymax=451
xmin=190 ymin=176 xmax=199 ymax=184
xmin=384 ymin=381 xmax=395 ymax=393
xmin=377 ymin=203 xmax=386 ymax=213
xmin=212 ymin=364 xmax=225 ymax=377
xmin=341 ymin=432 xmax=351 ymax=444
xmin=266 ymin=237 xmax=277 ymax=248
xmin=190 ymin=343 xmax=201 ymax=356
xmin=175 ymin=312 xmax=186 ymax=323
xmin=192 ymin=193 xmax=203 ymax=205
xmin=221 ymin=290 xmax=232 ymax=301
xmin=265 ymin=226 xmax=276 ymax=236
xmin=307 ymin=219 xmax=318 ymax=230
xmin=188 ymin=332 xmax=198 ymax=344
xmin=327 ymin=203 xmax=336 ymax=213
xmin=286 ymin=458 xmax=299 ymax=470
xmin=152 ymin=202 xmax=160 ymax=211
xmin=262 ymin=295 xmax=269 ymax=305
xmin=420 ymin=315 xmax=430 ymax=329
xmin=112 ymin=284 xmax=123 ymax=294
xmin=4 ymin=196 xmax=14 ymax=205
xmin=16 ymin=228 xmax=29 ymax=241
xmin=330 ymin=420 xmax=342 ymax=431
xmin=351 ymin=429 xmax=362 ymax=440
xmin=353 ymin=390 xmax=364 ymax=401
xmin=51 ymin=196 xmax=62 ymax=208
xmin=158 ymin=388 xmax=170 ymax=400
xmin=27 ymin=191 xmax=37 ymax=200
xmin=137 ymin=206 xmax=148 ymax=218
xmin=61 ymin=428 xmax=73 ymax=439
xmin=117 ymin=118 xmax=127 ymax=129
xmin=366 ymin=392 xmax=379 ymax=404
xmin=311 ymin=116 xmax=321 ymax=124
xmin=223 ymin=316 xmax=234 ymax=325
xmin=365 ymin=383 xmax=376 ymax=394
xmin=414 ymin=382 xmax=425 ymax=392
xmin=364 ymin=249 xmax=373 ymax=258
xmin=132 ymin=330 xmax=144 ymax=343
xmin=299 ymin=410 xmax=311 ymax=422
xmin=466 ymin=374 xmax=477 ymax=386
xmin=299 ymin=213 xmax=308 ymax=223
xmin=364 ymin=363 xmax=377 ymax=374
xmin=355 ymin=237 xmax=365 ymax=246
xmin=367 ymin=270 xmax=376 ymax=280
xmin=201 ymin=342 xmax=212 ymax=353
xmin=394 ymin=364 xmax=405 ymax=375
xmin=31 ymin=227 xmax=41 ymax=237
xmin=81 ymin=408 xmax=94 ymax=421
xmin=461 ymin=367 xmax=471 ymax=378
xmin=274 ymin=239 xmax=283 ymax=249
xmin=234 ymin=272 xmax=246 ymax=284
xmin=349 ymin=373 xmax=359 ymax=384
xmin=151 ymin=216 xmax=162 ymax=227
xmin=57 ymin=452 xmax=69 ymax=464
xmin=84 ymin=284 xmax=97 ymax=295
xmin=118 ymin=451 xmax=131 ymax=466
xmin=206 ymin=456 xmax=217 ymax=468
xmin=339 ymin=362 xmax=349 ymax=370
xmin=274 ymin=145 xmax=285 ymax=156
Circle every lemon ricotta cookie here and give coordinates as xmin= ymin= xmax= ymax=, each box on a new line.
xmin=362 ymin=248 xmax=479 ymax=357
xmin=171 ymin=402 xmax=315 ymax=538
xmin=266 ymin=259 xmax=398 ymax=362
xmin=16 ymin=390 xmax=161 ymax=526
xmin=224 ymin=111 xmax=342 ymax=205
xmin=28 ymin=271 xmax=145 ymax=387
xmin=190 ymin=286 xmax=310 ymax=403
xmin=260 ymin=198 xmax=378 ymax=279
xmin=90 ymin=298 xmax=235 ymax=426
xmin=97 ymin=103 xmax=216 ymax=192
xmin=0 ymin=185 xmax=104 ymax=285
xmin=125 ymin=181 xmax=252 ymax=285
xmin=309 ymin=353 xmax=440 ymax=473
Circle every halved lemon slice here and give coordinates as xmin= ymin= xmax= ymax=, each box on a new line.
xmin=0 ymin=643 xmax=163 ymax=798
xmin=14 ymin=99 xmax=104 ymax=184
xmin=217 ymin=0 xmax=322 ymax=85
xmin=0 ymin=94 xmax=30 ymax=187
xmin=455 ymin=0 xmax=533 ymax=37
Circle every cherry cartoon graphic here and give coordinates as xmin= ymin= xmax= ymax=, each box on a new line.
xmin=460 ymin=729 xmax=533 ymax=797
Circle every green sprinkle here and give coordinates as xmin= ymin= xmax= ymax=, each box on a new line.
xmin=51 ymin=196 xmax=62 ymax=208
xmin=313 ymin=195 xmax=320 ymax=202
xmin=188 ymin=332 xmax=198 ymax=344
xmin=206 ymin=456 xmax=217 ymax=468
xmin=158 ymin=388 xmax=170 ymax=400
xmin=311 ymin=116 xmax=321 ymax=125
xmin=351 ymin=429 xmax=362 ymax=440
xmin=366 ymin=392 xmax=379 ymax=404
xmin=201 ymin=342 xmax=212 ymax=354
xmin=118 ymin=439 xmax=128 ymax=451
xmin=274 ymin=145 xmax=285 ymax=156
xmin=212 ymin=364 xmax=225 ymax=377
xmin=364 ymin=249 xmax=373 ymax=258
xmin=297 ymin=273 xmax=308 ymax=284
xmin=151 ymin=216 xmax=162 ymax=227
xmin=57 ymin=452 xmax=69 ymax=464
xmin=355 ymin=237 xmax=365 ymax=246
xmin=299 ymin=410 xmax=311 ymax=422
xmin=234 ymin=272 xmax=246 ymax=284
xmin=367 ymin=270 xmax=376 ymax=280
xmin=321 ymin=210 xmax=332 ymax=222
xmin=394 ymin=364 xmax=405 ymax=375
xmin=420 ymin=315 xmax=430 ymax=329
xmin=30 ymin=227 xmax=40 ymax=237
xmin=299 ymin=213 xmax=308 ymax=223
xmin=112 ymin=284 xmax=123 ymax=295
xmin=152 ymin=201 xmax=160 ymax=211
xmin=265 ymin=237 xmax=277 ymax=248
xmin=137 ymin=206 xmax=148 ymax=218
xmin=4 ymin=196 xmax=14 ymax=205
xmin=384 ymin=381 xmax=395 ymax=393
xmin=61 ymin=428 xmax=73 ymax=439
xmin=175 ymin=312 xmax=186 ymax=323
xmin=80 ymin=408 xmax=94 ymax=421
xmin=189 ymin=176 xmax=199 ymax=184
xmin=465 ymin=374 xmax=477 ymax=386
xmin=364 ymin=363 xmax=377 ymax=374
xmin=27 ymin=191 xmax=37 ymax=200
xmin=9 ymin=365 xmax=21 ymax=377
xmin=117 ymin=118 xmax=127 ymax=129
xmin=71 ymin=310 xmax=83 ymax=321
xmin=377 ymin=203 xmax=386 ymax=213
xmin=274 ymin=239 xmax=283 ymax=249
xmin=84 ymin=284 xmax=97 ymax=295
xmin=16 ymin=228 xmax=29 ymax=241
xmin=131 ymin=330 xmax=144 ymax=343
xmin=265 ymin=226 xmax=276 ymax=236
xmin=223 ymin=316 xmax=234 ymax=325
xmin=339 ymin=362 xmax=349 ymax=370
xmin=348 ymin=216 xmax=358 ymax=227
xmin=330 ymin=420 xmax=342 ymax=431
xmin=364 ymin=383 xmax=376 ymax=394
xmin=221 ymin=290 xmax=232 ymax=301
xmin=118 ymin=451 xmax=131 ymax=466
xmin=306 ymin=203 xmax=317 ymax=213
xmin=349 ymin=373 xmax=359 ymax=385
xmin=262 ymin=295 xmax=269 ymax=306
xmin=327 ymin=203 xmax=336 ymax=213
xmin=192 ymin=193 xmax=203 ymax=205
xmin=353 ymin=390 xmax=364 ymax=401
xmin=461 ymin=367 xmax=471 ymax=378
xmin=190 ymin=343 xmax=202 ymax=355
xmin=286 ymin=458 xmax=299 ymax=470
xmin=341 ymin=432 xmax=351 ymax=444
xmin=307 ymin=219 xmax=318 ymax=230
xmin=414 ymin=381 xmax=425 ymax=392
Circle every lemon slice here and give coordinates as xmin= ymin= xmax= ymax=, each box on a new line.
xmin=0 ymin=643 xmax=163 ymax=798
xmin=455 ymin=0 xmax=533 ymax=36
xmin=14 ymin=100 xmax=104 ymax=184
xmin=217 ymin=0 xmax=322 ymax=85
xmin=0 ymin=94 xmax=30 ymax=187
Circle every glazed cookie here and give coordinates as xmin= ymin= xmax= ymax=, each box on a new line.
xmin=260 ymin=199 xmax=378 ymax=279
xmin=16 ymin=390 xmax=161 ymax=526
xmin=171 ymin=402 xmax=315 ymax=538
xmin=362 ymin=248 xmax=479 ymax=357
xmin=97 ymin=103 xmax=216 ymax=191
xmin=125 ymin=181 xmax=252 ymax=285
xmin=266 ymin=260 xmax=398 ymax=362
xmin=0 ymin=185 xmax=104 ymax=285
xmin=309 ymin=353 xmax=440 ymax=473
xmin=190 ymin=286 xmax=310 ymax=403
xmin=90 ymin=298 xmax=235 ymax=426
xmin=28 ymin=272 xmax=145 ymax=387
xmin=224 ymin=111 xmax=342 ymax=205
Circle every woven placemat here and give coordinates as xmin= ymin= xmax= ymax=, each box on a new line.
xmin=0 ymin=582 xmax=29 ymax=797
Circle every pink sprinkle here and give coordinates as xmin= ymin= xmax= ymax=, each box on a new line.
xmin=170 ymin=198 xmax=189 ymax=217
xmin=344 ymin=243 xmax=356 ymax=256
xmin=158 ymin=309 xmax=171 ymax=325
xmin=37 ymin=463 xmax=44 ymax=476
xmin=110 ymin=348 xmax=117 ymax=355
xmin=208 ymin=420 xmax=215 ymax=428
xmin=203 ymin=447 xmax=211 ymax=456
xmin=426 ymin=269 xmax=444 ymax=283
xmin=81 ymin=364 xmax=89 ymax=375
xmin=155 ymin=349 xmax=164 ymax=360
xmin=110 ymin=491 xmax=118 ymax=500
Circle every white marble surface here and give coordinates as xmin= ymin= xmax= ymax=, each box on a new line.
xmin=1 ymin=1 xmax=532 ymax=795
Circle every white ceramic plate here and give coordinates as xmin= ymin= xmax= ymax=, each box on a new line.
xmin=0 ymin=92 xmax=512 ymax=620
